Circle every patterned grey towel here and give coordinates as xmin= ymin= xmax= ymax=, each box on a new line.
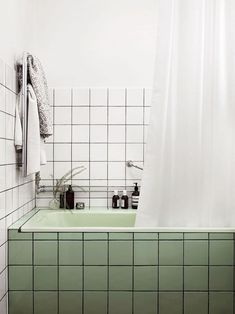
xmin=27 ymin=54 xmax=53 ymax=138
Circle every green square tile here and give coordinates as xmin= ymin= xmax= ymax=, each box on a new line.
xmin=34 ymin=241 xmax=58 ymax=265
xmin=134 ymin=292 xmax=157 ymax=314
xmin=59 ymin=233 xmax=82 ymax=240
xmin=84 ymin=233 xmax=108 ymax=240
xmin=59 ymin=241 xmax=82 ymax=265
xmin=9 ymin=266 xmax=32 ymax=290
xmin=59 ymin=291 xmax=82 ymax=314
xmin=209 ymin=240 xmax=233 ymax=265
xmin=84 ymin=241 xmax=107 ymax=265
xmin=9 ymin=291 xmax=33 ymax=314
xmin=134 ymin=241 xmax=158 ymax=265
xmin=184 ymin=233 xmax=208 ymax=240
xmin=9 ymin=241 xmax=32 ymax=265
xmin=84 ymin=292 xmax=107 ymax=314
xmin=109 ymin=266 xmax=132 ymax=290
xmin=84 ymin=266 xmax=107 ymax=290
xmin=184 ymin=292 xmax=208 ymax=314
xmin=109 ymin=292 xmax=132 ymax=314
xmin=159 ymin=233 xmax=183 ymax=240
xmin=209 ymin=292 xmax=233 ymax=314
xmin=34 ymin=233 xmax=57 ymax=240
xmin=159 ymin=241 xmax=183 ymax=265
xmin=184 ymin=266 xmax=208 ymax=291
xmin=59 ymin=266 xmax=82 ymax=290
xmin=34 ymin=266 xmax=58 ymax=290
xmin=159 ymin=292 xmax=183 ymax=314
xmin=134 ymin=266 xmax=158 ymax=290
xmin=209 ymin=266 xmax=233 ymax=291
xmin=109 ymin=233 xmax=133 ymax=240
xmin=184 ymin=241 xmax=208 ymax=265
xmin=209 ymin=233 xmax=233 ymax=240
xmin=134 ymin=233 xmax=158 ymax=240
xmin=8 ymin=230 xmax=32 ymax=240
xmin=34 ymin=291 xmax=58 ymax=314
xmin=109 ymin=241 xmax=133 ymax=265
xmin=159 ymin=266 xmax=183 ymax=291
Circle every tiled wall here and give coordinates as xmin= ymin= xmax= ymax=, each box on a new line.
xmin=8 ymin=220 xmax=235 ymax=314
xmin=0 ymin=57 xmax=36 ymax=314
xmin=37 ymin=87 xmax=152 ymax=208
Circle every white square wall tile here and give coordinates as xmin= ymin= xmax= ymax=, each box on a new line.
xmin=90 ymin=144 xmax=107 ymax=161
xmin=127 ymin=88 xmax=143 ymax=106
xmin=44 ymin=143 xmax=53 ymax=161
xmin=72 ymin=125 xmax=89 ymax=142
xmin=144 ymin=125 xmax=149 ymax=143
xmin=54 ymin=107 xmax=71 ymax=124
xmin=55 ymin=88 xmax=71 ymax=106
xmin=108 ymin=144 xmax=125 ymax=161
xmin=54 ymin=125 xmax=71 ymax=142
xmin=54 ymin=162 xmax=71 ymax=179
xmin=126 ymin=125 xmax=143 ymax=143
xmin=73 ymin=88 xmax=89 ymax=105
xmin=126 ymin=144 xmax=143 ymax=161
xmin=72 ymin=107 xmax=89 ymax=124
xmin=127 ymin=107 xmax=143 ymax=124
xmin=54 ymin=144 xmax=71 ymax=161
xmin=108 ymin=126 xmax=125 ymax=142
xmin=145 ymin=88 xmax=152 ymax=106
xmin=90 ymin=162 xmax=107 ymax=179
xmin=5 ymin=64 xmax=14 ymax=91
xmin=126 ymin=163 xmax=143 ymax=180
xmin=0 ymin=86 xmax=5 ymax=112
xmin=109 ymin=107 xmax=125 ymax=124
xmin=109 ymin=88 xmax=125 ymax=106
xmin=72 ymin=162 xmax=89 ymax=180
xmin=144 ymin=107 xmax=151 ymax=125
xmin=91 ymin=88 xmax=107 ymax=106
xmin=90 ymin=125 xmax=107 ymax=142
xmin=72 ymin=144 xmax=89 ymax=161
xmin=0 ymin=112 xmax=5 ymax=138
xmin=5 ymin=89 xmax=14 ymax=115
xmin=90 ymin=107 xmax=107 ymax=124
xmin=108 ymin=162 xmax=125 ymax=180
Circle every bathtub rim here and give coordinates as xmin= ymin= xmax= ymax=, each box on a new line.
xmin=17 ymin=208 xmax=235 ymax=233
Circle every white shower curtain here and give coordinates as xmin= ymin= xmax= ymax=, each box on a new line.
xmin=136 ymin=0 xmax=235 ymax=227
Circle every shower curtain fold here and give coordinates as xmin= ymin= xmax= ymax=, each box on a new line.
xmin=136 ymin=0 xmax=235 ymax=227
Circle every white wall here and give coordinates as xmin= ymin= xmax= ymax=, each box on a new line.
xmin=0 ymin=0 xmax=32 ymax=66
xmin=29 ymin=0 xmax=158 ymax=87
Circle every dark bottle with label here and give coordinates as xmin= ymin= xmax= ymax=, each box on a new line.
xmin=66 ymin=185 xmax=74 ymax=209
xmin=132 ymin=182 xmax=140 ymax=209
xmin=112 ymin=190 xmax=120 ymax=208
xmin=121 ymin=190 xmax=129 ymax=209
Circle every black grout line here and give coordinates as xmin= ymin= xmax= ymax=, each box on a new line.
xmin=106 ymin=89 xmax=109 ymax=209
xmin=88 ymin=89 xmax=91 ymax=208
xmin=57 ymin=232 xmax=59 ymax=314
xmin=32 ymin=232 xmax=35 ymax=314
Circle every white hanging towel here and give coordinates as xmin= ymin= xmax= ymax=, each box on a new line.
xmin=26 ymin=84 xmax=40 ymax=175
xmin=14 ymin=93 xmax=23 ymax=151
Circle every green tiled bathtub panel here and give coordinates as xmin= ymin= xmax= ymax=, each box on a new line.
xmin=8 ymin=232 xmax=235 ymax=314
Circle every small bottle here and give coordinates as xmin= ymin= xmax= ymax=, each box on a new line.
xmin=66 ymin=185 xmax=74 ymax=209
xmin=112 ymin=190 xmax=120 ymax=208
xmin=121 ymin=190 xmax=129 ymax=209
xmin=132 ymin=182 xmax=140 ymax=209
xmin=59 ymin=186 xmax=65 ymax=208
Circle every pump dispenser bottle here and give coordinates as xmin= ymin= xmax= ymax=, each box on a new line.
xmin=66 ymin=185 xmax=74 ymax=209
xmin=132 ymin=183 xmax=139 ymax=209
xmin=112 ymin=190 xmax=120 ymax=208
xmin=121 ymin=190 xmax=129 ymax=209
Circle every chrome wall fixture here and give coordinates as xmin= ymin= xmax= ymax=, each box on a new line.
xmin=126 ymin=160 xmax=143 ymax=171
